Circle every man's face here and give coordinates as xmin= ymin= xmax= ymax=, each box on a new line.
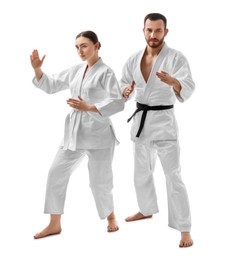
xmin=143 ymin=19 xmax=168 ymax=49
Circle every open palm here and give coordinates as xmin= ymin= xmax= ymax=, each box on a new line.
xmin=30 ymin=49 xmax=46 ymax=69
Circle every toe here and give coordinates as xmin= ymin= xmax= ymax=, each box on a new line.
xmin=34 ymin=232 xmax=43 ymax=239
xmin=107 ymin=225 xmax=119 ymax=232
xmin=179 ymin=240 xmax=193 ymax=248
xmin=179 ymin=241 xmax=184 ymax=247
xmin=186 ymin=240 xmax=193 ymax=247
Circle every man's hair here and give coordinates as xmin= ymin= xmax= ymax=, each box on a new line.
xmin=144 ymin=13 xmax=167 ymax=28
xmin=76 ymin=30 xmax=101 ymax=49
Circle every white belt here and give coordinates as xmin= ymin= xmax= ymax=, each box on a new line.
xmin=63 ymin=109 xmax=81 ymax=150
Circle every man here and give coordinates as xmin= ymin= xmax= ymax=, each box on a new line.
xmin=120 ymin=13 xmax=195 ymax=247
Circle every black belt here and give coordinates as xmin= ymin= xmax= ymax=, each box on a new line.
xmin=127 ymin=102 xmax=174 ymax=137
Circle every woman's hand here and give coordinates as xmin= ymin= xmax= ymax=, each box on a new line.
xmin=66 ymin=96 xmax=98 ymax=112
xmin=30 ymin=49 xmax=46 ymax=70
xmin=30 ymin=49 xmax=45 ymax=80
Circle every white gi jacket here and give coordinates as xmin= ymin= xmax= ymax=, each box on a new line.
xmin=120 ymin=43 xmax=195 ymax=143
xmin=33 ymin=58 xmax=124 ymax=150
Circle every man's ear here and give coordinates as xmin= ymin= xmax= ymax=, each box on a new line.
xmin=165 ymin=28 xmax=169 ymax=36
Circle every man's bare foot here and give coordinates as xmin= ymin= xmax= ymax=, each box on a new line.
xmin=107 ymin=212 xmax=119 ymax=232
xmin=125 ymin=212 xmax=152 ymax=222
xmin=179 ymin=232 xmax=193 ymax=248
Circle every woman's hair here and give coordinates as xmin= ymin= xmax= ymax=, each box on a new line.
xmin=144 ymin=13 xmax=167 ymax=28
xmin=76 ymin=30 xmax=101 ymax=49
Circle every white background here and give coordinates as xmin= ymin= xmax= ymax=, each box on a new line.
xmin=1 ymin=0 xmax=230 ymax=259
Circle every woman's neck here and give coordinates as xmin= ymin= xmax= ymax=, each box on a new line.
xmin=87 ymin=56 xmax=100 ymax=68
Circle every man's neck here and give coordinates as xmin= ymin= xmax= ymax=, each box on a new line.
xmin=146 ymin=42 xmax=165 ymax=57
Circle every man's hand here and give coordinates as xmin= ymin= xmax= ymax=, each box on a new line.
xmin=123 ymin=80 xmax=135 ymax=99
xmin=156 ymin=71 xmax=181 ymax=96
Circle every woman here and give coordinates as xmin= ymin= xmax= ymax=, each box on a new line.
xmin=30 ymin=31 xmax=124 ymax=239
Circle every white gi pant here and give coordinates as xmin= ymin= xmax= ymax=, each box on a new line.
xmin=44 ymin=144 xmax=115 ymax=219
xmin=134 ymin=140 xmax=191 ymax=232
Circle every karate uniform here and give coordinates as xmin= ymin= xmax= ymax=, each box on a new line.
xmin=120 ymin=43 xmax=195 ymax=232
xmin=33 ymin=58 xmax=124 ymax=219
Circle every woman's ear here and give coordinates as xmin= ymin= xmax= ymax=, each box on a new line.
xmin=95 ymin=41 xmax=101 ymax=50
xmin=95 ymin=42 xmax=100 ymax=50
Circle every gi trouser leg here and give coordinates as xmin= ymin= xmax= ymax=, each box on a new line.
xmin=156 ymin=140 xmax=191 ymax=232
xmin=134 ymin=142 xmax=159 ymax=215
xmin=44 ymin=145 xmax=115 ymax=219
xmin=87 ymin=144 xmax=115 ymax=219
xmin=44 ymin=148 xmax=86 ymax=214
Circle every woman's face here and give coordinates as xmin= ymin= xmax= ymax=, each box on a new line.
xmin=75 ymin=36 xmax=98 ymax=61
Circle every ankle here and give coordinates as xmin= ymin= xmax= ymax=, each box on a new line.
xmin=107 ymin=212 xmax=116 ymax=220
xmin=181 ymin=232 xmax=191 ymax=236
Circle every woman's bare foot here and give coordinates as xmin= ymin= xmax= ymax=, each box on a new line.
xmin=34 ymin=225 xmax=62 ymax=239
xmin=125 ymin=212 xmax=152 ymax=222
xmin=179 ymin=232 xmax=193 ymax=248
xmin=34 ymin=214 xmax=62 ymax=239
xmin=107 ymin=212 xmax=119 ymax=232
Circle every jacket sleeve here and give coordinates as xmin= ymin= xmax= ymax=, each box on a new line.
xmin=32 ymin=67 xmax=71 ymax=94
xmin=119 ymin=59 xmax=135 ymax=101
xmin=172 ymin=54 xmax=195 ymax=102
xmin=95 ymin=69 xmax=125 ymax=117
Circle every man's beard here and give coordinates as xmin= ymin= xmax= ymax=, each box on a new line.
xmin=147 ymin=37 xmax=164 ymax=49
